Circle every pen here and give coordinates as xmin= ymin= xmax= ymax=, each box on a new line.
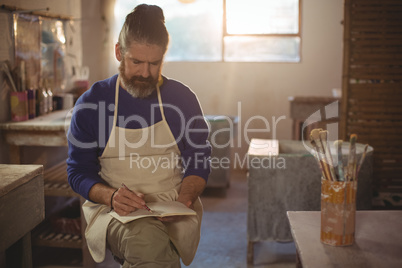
xmin=121 ymin=183 xmax=153 ymax=213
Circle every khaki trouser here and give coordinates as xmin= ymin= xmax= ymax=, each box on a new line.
xmin=106 ymin=217 xmax=181 ymax=268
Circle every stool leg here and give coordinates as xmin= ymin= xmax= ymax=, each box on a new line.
xmin=296 ymin=250 xmax=303 ymax=268
xmin=6 ymin=233 xmax=32 ymax=268
xmin=247 ymin=241 xmax=254 ymax=264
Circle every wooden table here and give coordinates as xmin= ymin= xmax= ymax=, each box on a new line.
xmin=287 ymin=211 xmax=402 ymax=268
xmin=0 ymin=110 xmax=95 ymax=267
xmin=0 ymin=164 xmax=44 ymax=268
xmin=246 ymin=139 xmax=373 ymax=264
xmin=0 ymin=109 xmax=70 ymax=164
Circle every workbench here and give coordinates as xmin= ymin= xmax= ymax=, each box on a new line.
xmin=246 ymin=139 xmax=373 ymax=264
xmin=0 ymin=110 xmax=94 ymax=267
xmin=0 ymin=109 xmax=70 ymax=163
xmin=287 ymin=211 xmax=402 ymax=268
xmin=0 ymin=164 xmax=44 ymax=268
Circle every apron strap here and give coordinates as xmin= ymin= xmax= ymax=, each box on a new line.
xmin=113 ymin=75 xmax=120 ymax=128
xmin=156 ymin=85 xmax=166 ymax=122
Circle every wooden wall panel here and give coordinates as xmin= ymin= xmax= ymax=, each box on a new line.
xmin=341 ymin=0 xmax=402 ymax=207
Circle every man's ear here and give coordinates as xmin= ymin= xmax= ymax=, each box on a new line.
xmin=115 ymin=43 xmax=122 ymax=61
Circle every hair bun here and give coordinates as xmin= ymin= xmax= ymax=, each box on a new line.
xmin=133 ymin=4 xmax=165 ymax=23
xmin=119 ymin=4 xmax=169 ymax=52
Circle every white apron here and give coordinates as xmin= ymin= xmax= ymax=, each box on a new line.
xmin=82 ymin=75 xmax=203 ymax=266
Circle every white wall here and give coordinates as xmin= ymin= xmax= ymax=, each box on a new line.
xmin=0 ymin=0 xmax=343 ymax=165
xmin=83 ymin=0 xmax=344 ymax=160
xmin=161 ymin=0 xmax=344 ymax=156
xmin=81 ymin=0 xmax=116 ymax=86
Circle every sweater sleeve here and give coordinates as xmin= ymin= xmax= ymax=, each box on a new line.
xmin=66 ymin=90 xmax=105 ymax=200
xmin=163 ymin=81 xmax=211 ymax=182
xmin=180 ymin=113 xmax=212 ymax=181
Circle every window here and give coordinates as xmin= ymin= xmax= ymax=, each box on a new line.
xmin=114 ymin=0 xmax=300 ymax=62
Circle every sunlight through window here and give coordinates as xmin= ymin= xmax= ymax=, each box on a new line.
xmin=226 ymin=0 xmax=299 ymax=35
xmin=114 ymin=0 xmax=301 ymax=62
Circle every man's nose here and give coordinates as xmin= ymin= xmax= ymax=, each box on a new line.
xmin=141 ymin=63 xmax=150 ymax=78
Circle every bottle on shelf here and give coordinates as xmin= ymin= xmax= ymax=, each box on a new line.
xmin=46 ymin=79 xmax=53 ymax=113
xmin=36 ymin=79 xmax=48 ymax=116
xmin=41 ymin=87 xmax=49 ymax=115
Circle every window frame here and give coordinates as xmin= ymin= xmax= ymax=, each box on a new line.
xmin=221 ymin=0 xmax=302 ymax=62
xmin=114 ymin=0 xmax=302 ymax=62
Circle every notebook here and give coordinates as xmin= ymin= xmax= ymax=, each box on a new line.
xmin=109 ymin=201 xmax=196 ymax=224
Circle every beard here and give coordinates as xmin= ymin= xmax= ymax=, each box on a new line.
xmin=118 ymin=59 xmax=159 ymax=99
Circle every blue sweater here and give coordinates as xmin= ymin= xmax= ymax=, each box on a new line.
xmin=67 ymin=74 xmax=211 ymax=201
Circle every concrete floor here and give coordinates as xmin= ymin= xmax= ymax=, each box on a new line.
xmin=97 ymin=170 xmax=297 ymax=268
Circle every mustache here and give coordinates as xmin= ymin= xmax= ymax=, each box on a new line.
xmin=130 ymin=75 xmax=157 ymax=84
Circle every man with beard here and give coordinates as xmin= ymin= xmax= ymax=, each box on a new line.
xmin=67 ymin=4 xmax=211 ymax=267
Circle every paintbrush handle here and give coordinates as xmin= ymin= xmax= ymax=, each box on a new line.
xmin=347 ymin=135 xmax=357 ymax=181
xmin=311 ymin=129 xmax=332 ymax=181
xmin=335 ymin=140 xmax=344 ymax=181
xmin=319 ymin=131 xmax=337 ymax=181
xmin=356 ymin=144 xmax=368 ymax=179
xmin=310 ymin=140 xmax=327 ymax=179
xmin=1 ymin=62 xmax=18 ymax=92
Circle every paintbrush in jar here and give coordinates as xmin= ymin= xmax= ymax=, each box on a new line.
xmin=311 ymin=129 xmax=332 ymax=181
xmin=310 ymin=138 xmax=327 ymax=179
xmin=346 ymin=134 xmax=357 ymax=181
xmin=319 ymin=130 xmax=337 ymax=182
xmin=334 ymin=140 xmax=344 ymax=181
xmin=356 ymin=144 xmax=368 ymax=180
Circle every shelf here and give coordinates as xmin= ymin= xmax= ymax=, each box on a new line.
xmin=44 ymin=161 xmax=78 ymax=197
xmin=32 ymin=220 xmax=82 ymax=249
xmin=33 ymin=231 xmax=82 ymax=249
xmin=33 ymin=161 xmax=95 ymax=267
xmin=44 ymin=181 xmax=78 ymax=197
xmin=33 ymin=247 xmax=83 ymax=268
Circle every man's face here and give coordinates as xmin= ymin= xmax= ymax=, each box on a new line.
xmin=117 ymin=41 xmax=164 ymax=98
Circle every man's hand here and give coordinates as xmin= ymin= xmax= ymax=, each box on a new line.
xmin=158 ymin=175 xmax=206 ymax=223
xmin=177 ymin=175 xmax=206 ymax=208
xmin=112 ymin=186 xmax=147 ymax=216
xmin=88 ymin=183 xmax=147 ymax=216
